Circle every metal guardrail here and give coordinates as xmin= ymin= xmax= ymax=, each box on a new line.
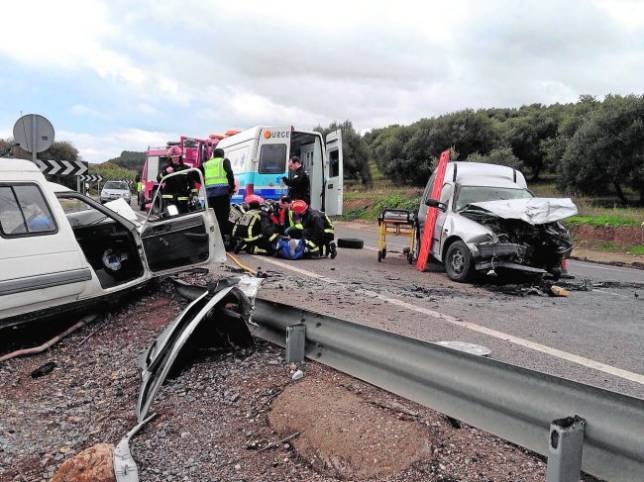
xmin=252 ymin=298 xmax=644 ymax=482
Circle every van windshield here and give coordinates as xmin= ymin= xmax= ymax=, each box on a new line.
xmin=455 ymin=186 xmax=532 ymax=211
xmin=259 ymin=144 xmax=287 ymax=173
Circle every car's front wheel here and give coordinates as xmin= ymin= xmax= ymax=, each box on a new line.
xmin=445 ymin=240 xmax=474 ymax=282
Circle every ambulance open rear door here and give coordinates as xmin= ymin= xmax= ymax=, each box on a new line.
xmin=324 ymin=129 xmax=343 ymax=216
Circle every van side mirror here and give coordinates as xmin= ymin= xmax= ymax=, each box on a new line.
xmin=425 ymin=198 xmax=447 ymax=212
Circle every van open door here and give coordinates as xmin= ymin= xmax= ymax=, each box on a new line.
xmin=140 ymin=169 xmax=225 ymax=274
xmin=324 ymin=129 xmax=343 ymax=215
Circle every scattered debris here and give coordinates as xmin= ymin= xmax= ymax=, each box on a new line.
xmin=446 ymin=417 xmax=463 ymax=429
xmin=549 ymin=285 xmax=570 ymax=297
xmin=435 ymin=341 xmax=492 ymax=357
xmin=291 ymin=369 xmax=304 ymax=381
xmin=30 ymin=361 xmax=57 ymax=378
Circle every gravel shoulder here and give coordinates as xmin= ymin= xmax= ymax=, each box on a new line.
xmin=1 ymin=278 xmax=601 ymax=482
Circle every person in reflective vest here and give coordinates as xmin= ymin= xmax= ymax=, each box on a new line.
xmin=201 ymin=147 xmax=235 ymax=238
xmin=135 ymin=174 xmax=144 ymax=208
xmin=158 ymin=146 xmax=192 ymax=214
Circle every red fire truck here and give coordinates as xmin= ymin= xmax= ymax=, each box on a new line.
xmin=139 ymin=136 xmax=216 ymax=210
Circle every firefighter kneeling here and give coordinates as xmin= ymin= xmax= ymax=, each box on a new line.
xmin=230 ymin=196 xmax=336 ymax=260
xmin=284 ymin=200 xmax=337 ymax=259
xmin=230 ymin=195 xmax=280 ymax=255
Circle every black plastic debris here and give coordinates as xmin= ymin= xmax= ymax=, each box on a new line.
xmin=30 ymin=361 xmax=56 ymax=378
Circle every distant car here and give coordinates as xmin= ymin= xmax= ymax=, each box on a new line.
xmin=100 ymin=181 xmax=131 ymax=204
xmin=417 ymin=162 xmax=577 ymax=282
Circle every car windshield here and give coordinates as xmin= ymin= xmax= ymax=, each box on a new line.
xmin=104 ymin=181 xmax=128 ymax=190
xmin=455 ymin=186 xmax=533 ymax=211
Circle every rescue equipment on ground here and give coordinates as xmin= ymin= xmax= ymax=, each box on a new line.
xmin=376 ymin=208 xmax=417 ymax=264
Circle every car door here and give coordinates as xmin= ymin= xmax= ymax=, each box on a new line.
xmin=139 ymin=168 xmax=225 ymax=274
xmin=324 ymin=129 xmax=344 ymax=215
xmin=433 ymin=183 xmax=454 ymax=259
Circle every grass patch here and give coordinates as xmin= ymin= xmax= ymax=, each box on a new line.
xmin=343 ymin=190 xmax=421 ymax=221
xmin=565 ymin=214 xmax=642 ymax=227
xmin=628 ymin=245 xmax=644 ymax=256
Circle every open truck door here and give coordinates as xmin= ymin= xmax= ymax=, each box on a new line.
xmin=140 ymin=168 xmax=225 ymax=274
xmin=324 ymin=129 xmax=343 ymax=216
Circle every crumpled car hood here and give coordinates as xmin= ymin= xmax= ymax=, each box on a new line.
xmin=468 ymin=198 xmax=577 ymax=225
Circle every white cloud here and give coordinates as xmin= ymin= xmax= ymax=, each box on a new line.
xmin=3 ymin=0 xmax=644 ymax=161
xmin=58 ymin=128 xmax=181 ymax=162
xmin=71 ymin=104 xmax=106 ymax=118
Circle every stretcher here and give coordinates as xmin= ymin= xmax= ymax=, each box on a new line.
xmin=376 ymin=208 xmax=417 ymax=264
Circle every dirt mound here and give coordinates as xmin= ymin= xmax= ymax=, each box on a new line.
xmin=50 ymin=443 xmax=114 ymax=482
xmin=571 ymin=224 xmax=643 ymax=246
xmin=268 ymin=377 xmax=430 ymax=479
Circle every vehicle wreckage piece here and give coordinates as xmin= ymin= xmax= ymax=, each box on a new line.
xmin=468 ymin=198 xmax=577 ymax=225
xmin=460 ymin=205 xmax=574 ymax=276
xmin=114 ymin=276 xmax=260 ymax=482
xmin=113 ymin=414 xmax=156 ymax=482
xmin=137 ymin=279 xmax=255 ymax=422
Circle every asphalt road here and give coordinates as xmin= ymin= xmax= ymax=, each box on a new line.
xmin=235 ymin=221 xmax=644 ymax=400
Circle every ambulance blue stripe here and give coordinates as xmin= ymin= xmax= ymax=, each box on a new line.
xmin=232 ymin=186 xmax=288 ymax=202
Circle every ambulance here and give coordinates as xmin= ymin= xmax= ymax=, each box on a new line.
xmin=215 ymin=126 xmax=344 ymax=215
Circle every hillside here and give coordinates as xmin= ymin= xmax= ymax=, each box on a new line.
xmin=107 ymin=150 xmax=146 ymax=172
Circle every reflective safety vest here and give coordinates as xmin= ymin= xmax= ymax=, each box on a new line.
xmin=203 ymin=157 xmax=228 ymax=187
xmin=136 ymin=181 xmax=143 ymax=193
xmin=287 ymin=210 xmax=304 ymax=231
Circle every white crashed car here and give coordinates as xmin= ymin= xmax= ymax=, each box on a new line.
xmin=0 ymin=159 xmax=224 ymax=326
xmin=417 ymin=162 xmax=577 ymax=282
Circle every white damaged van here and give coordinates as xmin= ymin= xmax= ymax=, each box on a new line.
xmin=0 ymin=159 xmax=225 ymax=326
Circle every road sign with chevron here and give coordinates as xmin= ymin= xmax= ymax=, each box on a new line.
xmin=34 ymin=159 xmax=87 ymax=176
xmin=78 ymin=174 xmax=103 ymax=182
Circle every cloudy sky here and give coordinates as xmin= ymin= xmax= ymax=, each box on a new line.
xmin=1 ymin=0 xmax=643 ymax=162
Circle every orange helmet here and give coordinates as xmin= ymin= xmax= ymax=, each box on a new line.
xmin=291 ymin=199 xmax=308 ymax=215
xmin=245 ymin=194 xmax=264 ymax=206
xmin=168 ymin=146 xmax=182 ymax=158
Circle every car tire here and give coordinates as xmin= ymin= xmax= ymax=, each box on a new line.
xmin=444 ymin=240 xmax=474 ymax=282
xmin=337 ymin=238 xmax=364 ymax=249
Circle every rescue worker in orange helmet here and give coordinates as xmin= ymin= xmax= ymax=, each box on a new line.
xmin=286 ymin=200 xmax=336 ymax=258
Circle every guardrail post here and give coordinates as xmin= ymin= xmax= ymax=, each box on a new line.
xmin=546 ymin=415 xmax=585 ymax=482
xmin=286 ymin=325 xmax=306 ymax=363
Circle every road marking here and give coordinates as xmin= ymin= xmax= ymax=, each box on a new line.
xmin=254 ymin=256 xmax=644 ymax=386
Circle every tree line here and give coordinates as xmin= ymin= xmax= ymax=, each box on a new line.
xmin=4 ymin=94 xmax=642 ymax=203
xmin=362 ymin=94 xmax=644 ymax=204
